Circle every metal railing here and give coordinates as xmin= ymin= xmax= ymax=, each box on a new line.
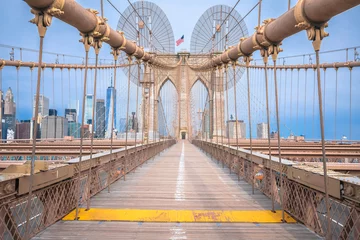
xmin=0 ymin=139 xmax=176 ymax=239
xmin=193 ymin=140 xmax=360 ymax=239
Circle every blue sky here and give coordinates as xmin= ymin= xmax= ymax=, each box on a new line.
xmin=0 ymin=0 xmax=359 ymax=139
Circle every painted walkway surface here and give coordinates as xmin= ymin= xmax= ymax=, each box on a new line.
xmin=34 ymin=141 xmax=319 ymax=239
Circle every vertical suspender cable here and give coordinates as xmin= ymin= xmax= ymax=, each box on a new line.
xmin=304 ymin=69 xmax=307 ymax=138
xmin=124 ymin=56 xmax=132 ymax=180
xmin=25 ymin=14 xmax=47 ymax=239
xmin=86 ymin=41 xmax=101 ymax=210
xmin=61 ymin=68 xmax=64 ymax=116
xmin=220 ymin=67 xmax=225 ymax=167
xmin=108 ymin=48 xmax=119 ymax=192
xmin=334 ymin=68 xmax=338 ymax=140
xmin=42 ymin=68 xmax=45 ymax=98
xmin=296 ymin=69 xmax=299 ymax=135
xmin=215 ymin=68 xmax=219 ymax=163
xmin=134 ymin=61 xmax=140 ymax=166
xmin=75 ymin=35 xmax=91 ymax=220
xmin=349 ymin=67 xmax=352 ymax=141
xmin=225 ymin=65 xmax=230 ymax=148
xmin=52 ymin=68 xmax=55 ymax=108
xmin=284 ymin=69 xmax=287 ymax=125
xmin=152 ymin=66 xmax=156 ymax=143
xmin=290 ymin=69 xmax=293 ymax=134
xmin=68 ymin=68 xmax=71 ymax=109
xmin=312 ymin=69 xmax=315 ymax=139
xmin=16 ymin=67 xmax=19 ymax=122
xmin=245 ymin=58 xmax=255 ymax=194
xmin=232 ymin=63 xmax=239 ymax=178
xmin=272 ymin=59 xmax=285 ymax=222
xmin=314 ymin=47 xmax=331 ymax=238
xmin=323 ymin=68 xmax=326 ymax=130
xmin=263 ymin=54 xmax=275 ymax=212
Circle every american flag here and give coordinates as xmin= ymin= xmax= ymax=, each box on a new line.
xmin=176 ymin=35 xmax=184 ymax=46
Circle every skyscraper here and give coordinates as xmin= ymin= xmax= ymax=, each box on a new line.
xmin=33 ymin=94 xmax=49 ymax=123
xmin=3 ymin=88 xmax=16 ymax=140
xmin=16 ymin=120 xmax=31 ymax=139
xmin=226 ymin=120 xmax=246 ymax=139
xmin=41 ymin=116 xmax=68 ymax=139
xmin=84 ymin=94 xmax=93 ymax=125
xmin=4 ymin=88 xmax=16 ymax=115
xmin=257 ymin=123 xmax=268 ymax=139
xmin=95 ymin=99 xmax=105 ymax=138
xmin=106 ymin=81 xmax=116 ymax=136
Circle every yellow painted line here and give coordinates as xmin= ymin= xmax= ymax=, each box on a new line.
xmin=63 ymin=209 xmax=296 ymax=223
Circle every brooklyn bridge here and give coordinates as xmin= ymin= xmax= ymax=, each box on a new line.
xmin=0 ymin=0 xmax=359 ymax=239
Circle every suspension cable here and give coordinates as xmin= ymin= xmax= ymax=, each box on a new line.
xmin=304 ymin=69 xmax=307 ymax=138
xmin=86 ymin=40 xmax=101 ymax=210
xmin=107 ymin=49 xmax=118 ymax=192
xmin=334 ymin=68 xmax=338 ymax=140
xmin=225 ymin=65 xmax=230 ymax=148
xmin=314 ymin=43 xmax=331 ymax=238
xmin=312 ymin=69 xmax=315 ymax=139
xmin=220 ymin=66 xmax=225 ymax=167
xmin=272 ymin=58 xmax=285 ymax=222
xmin=349 ymin=67 xmax=352 ymax=140
xmin=323 ymin=68 xmax=326 ymax=128
xmin=134 ymin=60 xmax=140 ymax=167
xmin=124 ymin=55 xmax=133 ymax=181
xmin=25 ymin=13 xmax=48 ymax=239
xmin=232 ymin=62 xmax=239 ymax=178
xmin=126 ymin=0 xmax=167 ymax=52
xmin=296 ymin=69 xmax=299 ymax=135
xmin=75 ymin=34 xmax=91 ymax=220
xmin=202 ymin=1 xmax=260 ymax=53
xmin=245 ymin=57 xmax=255 ymax=194
xmin=262 ymin=51 xmax=275 ymax=212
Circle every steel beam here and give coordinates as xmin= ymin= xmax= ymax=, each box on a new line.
xmin=201 ymin=0 xmax=360 ymax=69
xmin=24 ymin=0 xmax=159 ymax=64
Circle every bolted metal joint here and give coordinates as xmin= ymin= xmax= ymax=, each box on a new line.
xmin=92 ymin=39 xmax=103 ymax=55
xmin=243 ymin=55 xmax=253 ymax=67
xmin=79 ymin=33 xmax=94 ymax=52
xmin=110 ymin=47 xmax=121 ymax=61
xmin=294 ymin=0 xmax=329 ymax=52
xmin=268 ymin=44 xmax=283 ymax=62
xmin=29 ymin=0 xmax=65 ymax=37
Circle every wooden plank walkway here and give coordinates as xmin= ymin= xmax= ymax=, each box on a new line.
xmin=33 ymin=141 xmax=320 ymax=239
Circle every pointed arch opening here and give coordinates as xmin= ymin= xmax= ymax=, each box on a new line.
xmin=157 ymin=79 xmax=179 ymax=138
xmin=189 ymin=79 xmax=210 ymax=139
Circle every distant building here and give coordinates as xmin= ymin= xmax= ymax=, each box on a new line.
xmin=106 ymin=82 xmax=116 ymax=135
xmin=49 ymin=109 xmax=58 ymax=116
xmin=257 ymin=123 xmax=268 ymax=139
xmin=33 ymin=95 xmax=49 ymax=123
xmin=226 ymin=120 xmax=246 ymax=139
xmin=84 ymin=94 xmax=93 ymax=124
xmin=68 ymin=122 xmax=81 ymax=138
xmin=65 ymin=108 xmax=77 ymax=122
xmin=4 ymin=87 xmax=16 ymax=115
xmin=2 ymin=88 xmax=16 ymax=140
xmin=95 ymin=99 xmax=105 ymax=138
xmin=16 ymin=120 xmax=31 ymax=139
xmin=41 ymin=116 xmax=68 ymax=139
xmin=3 ymin=115 xmax=16 ymax=140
